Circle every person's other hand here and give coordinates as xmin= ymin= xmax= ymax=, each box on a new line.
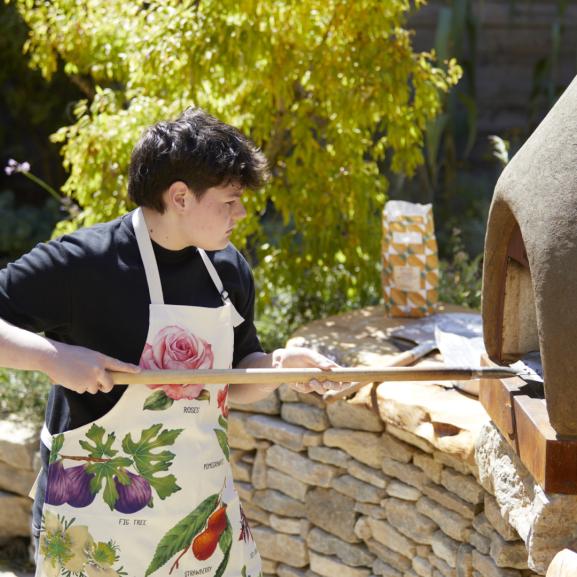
xmin=271 ymin=347 xmax=347 ymax=394
xmin=44 ymin=339 xmax=141 ymax=395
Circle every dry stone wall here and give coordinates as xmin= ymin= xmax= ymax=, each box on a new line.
xmin=0 ymin=421 xmax=39 ymax=542
xmin=230 ymin=387 xmax=540 ymax=577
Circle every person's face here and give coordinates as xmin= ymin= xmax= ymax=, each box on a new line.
xmin=178 ymin=182 xmax=247 ymax=250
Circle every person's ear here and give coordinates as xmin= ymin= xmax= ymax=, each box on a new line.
xmin=165 ymin=181 xmax=191 ymax=212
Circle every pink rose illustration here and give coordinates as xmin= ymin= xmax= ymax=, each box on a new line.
xmin=217 ymin=385 xmax=229 ymax=418
xmin=140 ymin=325 xmax=214 ymax=401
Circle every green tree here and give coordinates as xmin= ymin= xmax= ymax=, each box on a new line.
xmin=14 ymin=0 xmax=461 ymax=341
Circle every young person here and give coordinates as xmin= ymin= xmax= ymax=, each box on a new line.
xmin=0 ymin=108 xmax=341 ymax=577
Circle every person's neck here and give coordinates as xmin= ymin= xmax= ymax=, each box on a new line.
xmin=140 ymin=206 xmax=187 ymax=251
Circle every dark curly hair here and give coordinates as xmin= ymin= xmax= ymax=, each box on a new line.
xmin=128 ymin=107 xmax=269 ymax=212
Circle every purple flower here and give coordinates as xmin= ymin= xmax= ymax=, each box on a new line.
xmin=4 ymin=159 xmax=30 ymax=175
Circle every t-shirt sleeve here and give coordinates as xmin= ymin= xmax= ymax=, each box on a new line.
xmin=0 ymin=240 xmax=72 ymax=334
xmin=231 ymin=253 xmax=264 ymax=367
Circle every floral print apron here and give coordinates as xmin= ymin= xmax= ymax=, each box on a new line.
xmin=34 ymin=207 xmax=261 ymax=577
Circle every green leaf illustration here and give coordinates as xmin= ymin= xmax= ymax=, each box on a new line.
xmin=49 ymin=434 xmax=65 ymax=464
xmin=197 ymin=389 xmax=210 ymax=401
xmin=215 ymin=521 xmax=232 ymax=577
xmin=144 ymin=390 xmax=174 ymax=411
xmin=145 ymin=493 xmax=219 ymax=577
xmin=122 ymin=424 xmax=183 ymax=500
xmin=218 ymin=415 xmax=228 ymax=431
xmin=79 ymin=424 xmax=118 ymax=458
xmin=241 ymin=566 xmax=247 ymax=577
xmin=85 ymin=457 xmax=133 ymax=509
xmin=214 ymin=429 xmax=229 ymax=461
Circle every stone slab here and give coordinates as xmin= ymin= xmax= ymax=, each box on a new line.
xmin=246 ymin=414 xmax=308 ymax=451
xmin=266 ymin=445 xmax=338 ymax=487
xmin=305 ymin=487 xmax=360 ymax=543
xmin=324 ymin=429 xmax=387 ymax=469
xmin=326 ymin=400 xmax=384 ymax=432
xmin=252 ymin=526 xmax=308 ymax=567
xmin=282 ymin=403 xmax=330 ymax=432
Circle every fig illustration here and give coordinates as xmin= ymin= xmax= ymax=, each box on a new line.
xmin=66 ymin=465 xmax=97 ymax=508
xmin=113 ymin=471 xmax=152 ymax=514
xmin=45 ymin=460 xmax=69 ymax=506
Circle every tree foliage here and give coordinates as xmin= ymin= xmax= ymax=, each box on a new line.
xmin=14 ymin=0 xmax=461 ymax=325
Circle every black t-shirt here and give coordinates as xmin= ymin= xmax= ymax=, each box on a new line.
xmin=0 ymin=209 xmax=263 ymax=535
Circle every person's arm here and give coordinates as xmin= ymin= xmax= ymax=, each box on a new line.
xmin=0 ymin=317 xmax=140 ymax=395
xmin=228 ymin=346 xmax=340 ymax=404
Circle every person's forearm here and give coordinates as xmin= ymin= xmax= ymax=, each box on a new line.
xmin=0 ymin=317 xmax=56 ymax=374
xmin=228 ymin=350 xmax=281 ymax=404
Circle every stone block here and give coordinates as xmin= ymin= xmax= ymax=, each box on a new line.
xmin=252 ymin=449 xmax=268 ymax=489
xmin=326 ymin=400 xmax=384 ymax=432
xmin=307 ymin=527 xmax=375 ymax=566
xmin=309 ymin=552 xmax=371 ymax=577
xmin=469 ymin=532 xmax=490 ymax=555
xmin=489 ymin=533 xmax=528 ymax=570
xmin=471 ymin=550 xmax=522 ymax=577
xmin=348 ymin=460 xmax=388 ymax=489
xmin=236 ymin=481 xmax=253 ymax=502
xmin=279 ymin=383 xmax=300 ymax=402
xmin=386 ymin=481 xmax=421 ymax=502
xmin=252 ymin=526 xmax=308 ymax=567
xmin=366 ymin=518 xmax=417 ymax=558
xmin=431 ymin=531 xmax=459 ymax=568
xmin=484 ymin=495 xmax=519 ymax=542
xmin=456 ymin=544 xmax=473 ymax=577
xmin=306 ymin=487 xmax=360 ymax=543
xmin=253 ymin=489 xmax=307 ymax=518
xmin=277 ymin=564 xmax=308 ymax=577
xmin=372 ymin=559 xmax=402 ymax=577
xmin=262 ymin=558 xmax=278 ymax=574
xmin=324 ymin=428 xmax=387 ymax=469
xmin=355 ymin=502 xmax=388 ymax=520
xmin=423 ymin=483 xmax=480 ymax=520
xmin=231 ymin=458 xmax=252 ymax=483
xmin=230 ymin=391 xmax=281 ymax=415
xmin=434 ymin=452 xmax=472 ymax=476
xmin=354 ymin=516 xmax=373 ymax=541
xmin=270 ymin=514 xmax=302 ymax=534
xmin=303 ymin=432 xmax=324 ymax=447
xmin=0 ymin=461 xmax=37 ymax=496
xmin=0 ymin=492 xmax=32 ymax=538
xmin=266 ymin=445 xmax=338 ymax=487
xmin=229 ymin=412 xmax=258 ymax=450
xmin=383 ymin=498 xmax=438 ymax=544
xmin=387 ymin=424 xmax=434 ymax=454
xmin=267 ymin=468 xmax=309 ymax=502
xmin=331 ymin=475 xmax=386 ymax=504
xmin=246 ymin=414 xmax=308 ymax=451
xmin=242 ymin=501 xmax=271 ymax=525
xmin=414 ymin=454 xmax=443 ymax=484
xmin=382 ymin=460 xmax=427 ymax=490
xmin=366 ymin=540 xmax=412 ymax=572
xmin=297 ymin=391 xmax=326 ymax=408
xmin=440 ymin=469 xmax=484 ymax=505
xmin=308 ymin=446 xmax=352 ymax=468
xmin=0 ymin=421 xmax=37 ymax=471
xmin=382 ymin=434 xmax=415 ymax=464
xmin=416 ymin=497 xmax=472 ymax=542
xmin=282 ymin=403 xmax=330 ymax=431
xmin=472 ymin=514 xmax=495 ymax=540
xmin=429 ymin=556 xmax=456 ymax=577
xmin=413 ymin=556 xmax=433 ymax=577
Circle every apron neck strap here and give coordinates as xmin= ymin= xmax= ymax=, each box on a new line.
xmin=132 ymin=208 xmax=164 ymax=304
xmin=198 ymin=249 xmax=245 ymax=327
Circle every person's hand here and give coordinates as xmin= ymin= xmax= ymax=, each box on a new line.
xmin=43 ymin=339 xmax=141 ymax=395
xmin=271 ymin=347 xmax=347 ymax=394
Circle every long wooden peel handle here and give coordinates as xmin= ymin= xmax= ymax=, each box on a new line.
xmin=323 ymin=340 xmax=439 ymax=403
xmin=108 ymin=366 xmax=519 ymax=385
